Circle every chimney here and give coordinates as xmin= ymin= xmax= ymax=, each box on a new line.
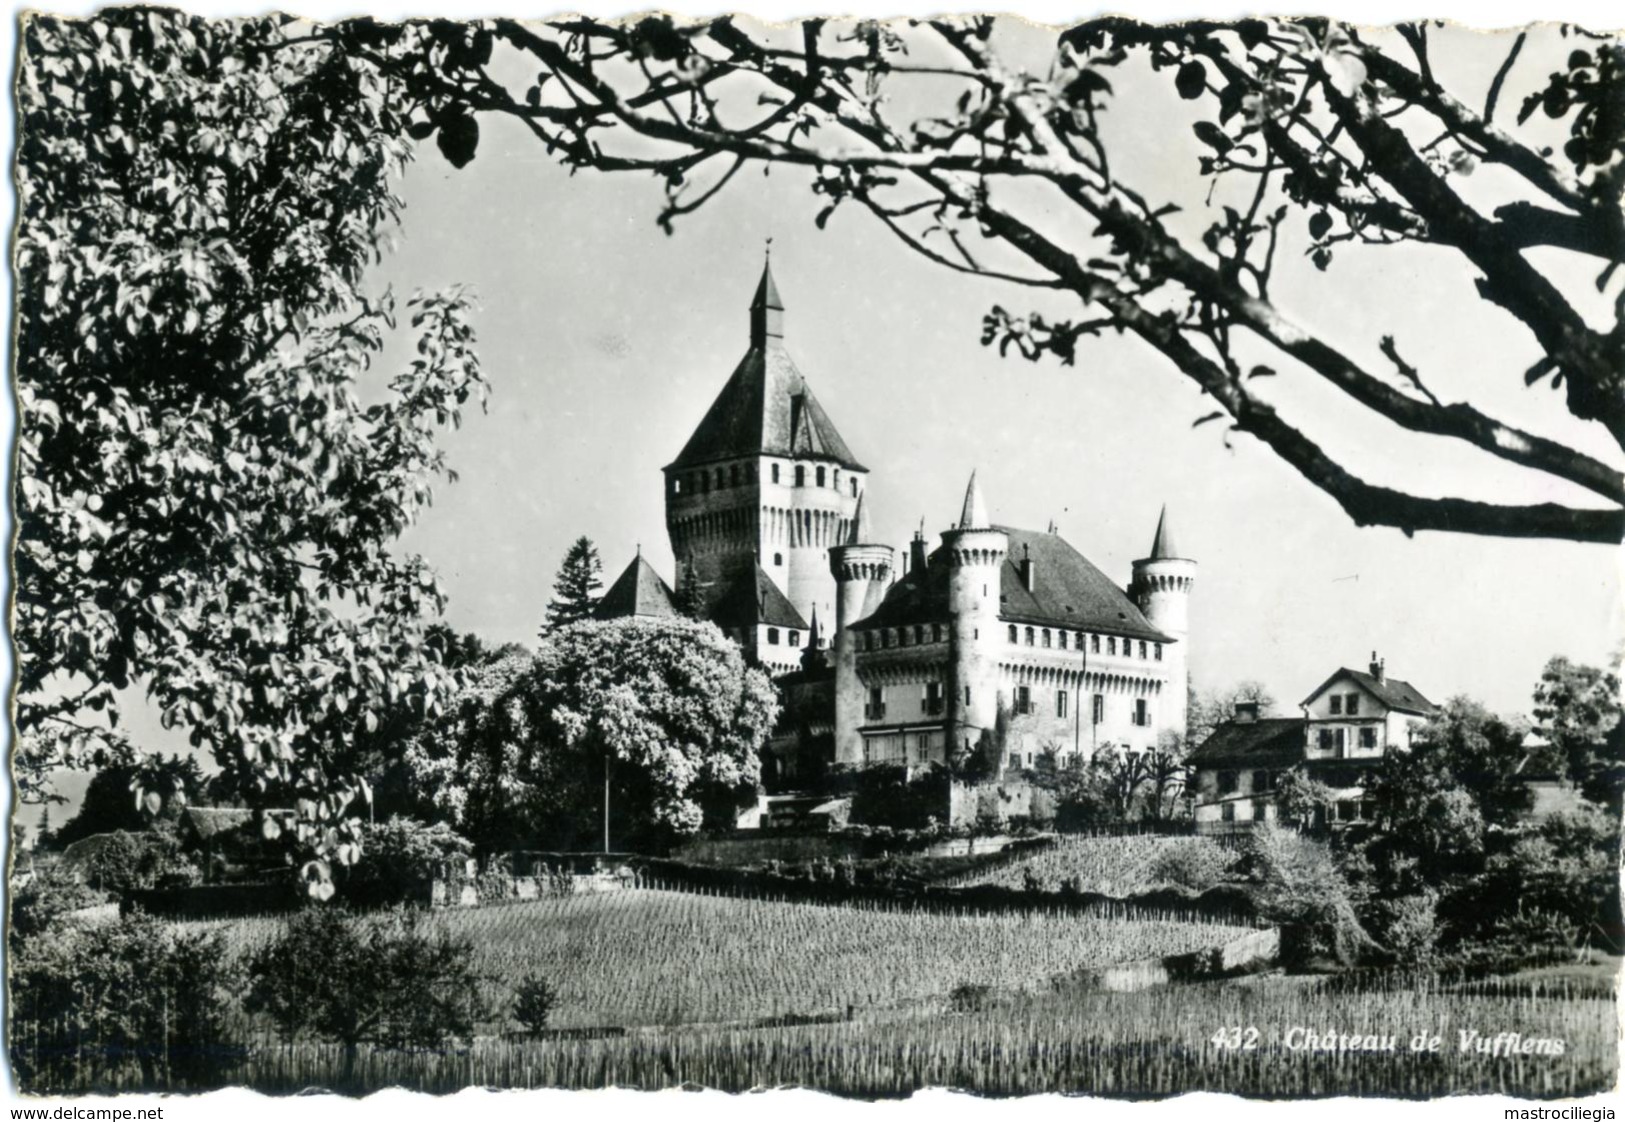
xmin=1369 ymin=651 xmax=1385 ymax=682
xmin=910 ymin=525 xmax=928 ymax=576
xmin=1019 ymin=544 xmax=1035 ymax=592
xmin=1234 ymin=701 xmax=1259 ymax=723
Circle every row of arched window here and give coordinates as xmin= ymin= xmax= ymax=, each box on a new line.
xmin=670 ymin=461 xmax=862 ymax=497
xmin=1006 ymin=625 xmax=1162 ymax=661
xmin=858 ymin=623 xmax=944 ymax=651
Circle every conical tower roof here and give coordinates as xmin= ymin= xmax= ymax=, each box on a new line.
xmin=847 ymin=492 xmax=872 ymax=544
xmin=1146 ymin=505 xmax=1182 ymax=561
xmin=958 ymin=471 xmax=989 ymax=530
xmin=752 ymin=257 xmax=783 ymax=311
xmin=594 ymin=553 xmax=678 ymax=620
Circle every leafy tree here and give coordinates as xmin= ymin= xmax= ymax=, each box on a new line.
xmin=14 ymin=12 xmax=486 ymax=889
xmin=1235 ymin=824 xmax=1379 ymax=968
xmin=244 ymin=906 xmax=487 ymax=1085
xmin=543 ymin=536 xmax=604 ymax=633
xmin=1188 ymin=680 xmax=1278 ymax=746
xmin=361 ymin=17 xmax=1623 ymax=543
xmin=407 ymin=617 xmax=778 ymax=851
xmin=1273 ymin=767 xmax=1338 ymax=832
xmin=1406 ymin=696 xmax=1535 ymax=827
xmin=1532 ymin=655 xmax=1624 ymax=808
xmin=1143 ymin=730 xmax=1192 ymax=820
xmin=70 ymin=825 xmax=203 ymax=895
xmin=513 ymin=975 xmax=559 ymax=1036
xmin=52 ymin=754 xmax=207 ymax=848
xmin=344 ymin=815 xmax=474 ymax=905
xmin=10 ymin=912 xmax=242 ymax=1091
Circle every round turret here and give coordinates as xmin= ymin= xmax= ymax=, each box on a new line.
xmin=943 ymin=472 xmax=1009 ymax=761
xmin=1130 ymin=505 xmax=1196 ymax=739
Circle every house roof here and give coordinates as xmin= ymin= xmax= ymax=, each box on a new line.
xmin=594 ymin=553 xmax=678 ymax=621
xmin=1302 ymin=668 xmax=1438 ymax=715
xmin=1189 ymin=717 xmax=1307 ymax=767
xmin=181 ymin=807 xmax=257 ymax=840
xmin=709 ymin=563 xmax=809 ymax=631
xmin=854 ymin=525 xmax=1170 ymax=642
xmin=667 ymin=267 xmax=864 ymax=472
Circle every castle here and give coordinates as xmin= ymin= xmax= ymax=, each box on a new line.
xmin=597 ymin=258 xmax=1194 ymax=788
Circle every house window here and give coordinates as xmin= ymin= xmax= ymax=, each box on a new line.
xmin=1253 ymin=799 xmax=1270 ymax=820
xmin=789 ymin=631 xmax=801 ymax=647
xmin=1090 ymin=634 xmax=1100 ymax=654
xmin=1252 ymin=769 xmax=1272 ymax=792
xmin=1016 ymin=686 xmax=1033 ymax=715
xmin=1318 ymin=728 xmax=1335 ymax=752
xmin=794 ymin=465 xmax=805 ymax=487
xmin=1008 ymin=753 xmax=1021 ymax=771
xmin=1346 ymin=693 xmax=1360 ymax=716
xmin=1221 ymin=802 xmax=1236 ymax=822
xmin=924 ymin=681 xmax=944 ymax=716
xmin=1057 ymin=690 xmax=1068 ymax=719
xmin=772 ymin=464 xmax=781 ymax=484
xmin=767 ymin=628 xmax=780 ymax=645
xmin=1134 ymin=698 xmax=1149 ymax=727
xmin=1008 ymin=624 xmax=1018 ymax=643
xmin=1359 ymin=727 xmax=1378 ymax=749
xmin=866 ymin=687 xmax=886 ymax=720
xmin=1329 ymin=695 xmax=1342 ymax=715
xmin=816 ymin=466 xmax=826 ymax=488
xmin=1025 ymin=627 xmax=1035 ymax=646
xmin=1042 ymin=629 xmax=1052 ymax=648
xmin=1218 ymin=770 xmax=1239 ymax=795
xmin=1154 ymin=643 xmax=1163 ymax=661
xmin=1092 ymin=694 xmax=1104 ymax=724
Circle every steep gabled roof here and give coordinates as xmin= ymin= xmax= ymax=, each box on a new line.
xmin=996 ymin=526 xmax=1170 ymax=641
xmin=1189 ymin=718 xmax=1306 ymax=767
xmin=710 ymin=563 xmax=809 ymax=631
xmin=853 ymin=526 xmax=1170 ymax=642
xmin=594 ymin=554 xmax=678 ymax=621
xmin=1302 ymin=668 xmax=1438 ymax=715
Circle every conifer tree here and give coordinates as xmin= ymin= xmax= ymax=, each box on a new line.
xmin=674 ymin=561 xmax=707 ymax=621
xmin=544 ymin=537 xmax=604 ymax=633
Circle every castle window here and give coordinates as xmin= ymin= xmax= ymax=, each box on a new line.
xmin=924 ymin=681 xmax=944 ymax=716
xmin=1107 ymin=637 xmax=1117 ymax=656
xmin=816 ymin=466 xmax=826 ymax=488
xmin=932 ymin=624 xmax=942 ymax=643
xmin=866 ymin=687 xmax=886 ymax=721
xmin=1056 ymin=690 xmax=1068 ymax=719
xmin=914 ymin=625 xmax=925 ymax=645
xmin=1139 ymin=641 xmax=1148 ymax=659
xmin=899 ymin=628 xmax=910 ymax=647
xmin=833 ymin=470 xmax=841 ymax=491
xmin=794 ymin=465 xmax=805 ymax=487
xmin=965 ymin=686 xmax=972 ymax=705
xmin=773 ymin=552 xmax=783 ymax=566
xmin=767 ymin=628 xmax=780 ymax=645
xmin=851 ymin=479 xmax=859 ymax=497
xmin=1154 ymin=643 xmax=1163 ymax=661
xmin=1134 ymin=698 xmax=1149 ymax=727
xmin=1057 ymin=631 xmax=1067 ymax=650
xmin=1090 ymin=634 xmax=1100 ymax=654
xmin=1015 ymin=685 xmax=1033 ymax=715
xmin=1024 ymin=627 xmax=1035 ymax=647
xmin=730 ymin=464 xmax=741 ymax=487
xmin=885 ymin=629 xmax=896 ymax=648
xmin=772 ymin=464 xmax=781 ymax=484
xmin=716 ymin=468 xmax=726 ymax=489
xmin=672 ymin=477 xmax=682 ymax=495
xmin=1092 ymin=694 xmax=1104 ymax=724
xmin=700 ymin=473 xmax=709 ymax=494
xmin=1008 ymin=625 xmax=1017 ymax=643
xmin=1330 ymin=695 xmax=1342 ymax=715
xmin=789 ymin=630 xmax=801 ymax=647
xmin=1042 ymin=629 xmax=1052 ymax=648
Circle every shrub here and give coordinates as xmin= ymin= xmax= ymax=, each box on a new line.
xmin=1147 ymin=839 xmax=1235 ymax=892
xmin=8 ymin=864 xmax=109 ymax=944
xmin=1237 ymin=825 xmax=1380 ymax=969
xmin=947 ymin=982 xmax=994 ymax=1014
xmin=69 ymin=826 xmax=202 ymax=895
xmin=9 ymin=912 xmax=242 ymax=1092
xmin=513 ymin=974 xmax=558 ymax=1035
xmin=245 ymin=905 xmax=488 ymax=1083
xmin=346 ymin=816 xmax=474 ymax=905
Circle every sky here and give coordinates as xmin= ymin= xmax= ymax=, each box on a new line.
xmin=11 ymin=13 xmax=1624 ymax=829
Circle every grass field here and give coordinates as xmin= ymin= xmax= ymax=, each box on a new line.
xmin=945 ymin=835 xmax=1234 ymax=894
xmin=186 ymin=888 xmax=1251 ymax=1029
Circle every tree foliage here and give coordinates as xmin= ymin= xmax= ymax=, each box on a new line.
xmin=406 ymin=617 xmax=779 ymax=850
xmin=352 ymin=15 xmax=1622 ymax=543
xmin=1532 ymin=654 xmax=1624 ymax=807
xmin=14 ymin=12 xmax=487 ymax=890
xmin=543 ymin=535 xmax=604 ymax=633
xmin=1188 ymin=680 xmax=1278 ymax=746
xmin=51 ymin=753 xmax=207 ymax=848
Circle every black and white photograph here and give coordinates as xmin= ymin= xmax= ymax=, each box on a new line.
xmin=6 ymin=0 xmax=1623 ymax=1106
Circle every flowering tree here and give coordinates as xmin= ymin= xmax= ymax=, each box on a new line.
xmin=407 ymin=617 xmax=778 ymax=850
xmin=358 ymin=15 xmax=1621 ymax=542
xmin=14 ymin=11 xmax=486 ymax=889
